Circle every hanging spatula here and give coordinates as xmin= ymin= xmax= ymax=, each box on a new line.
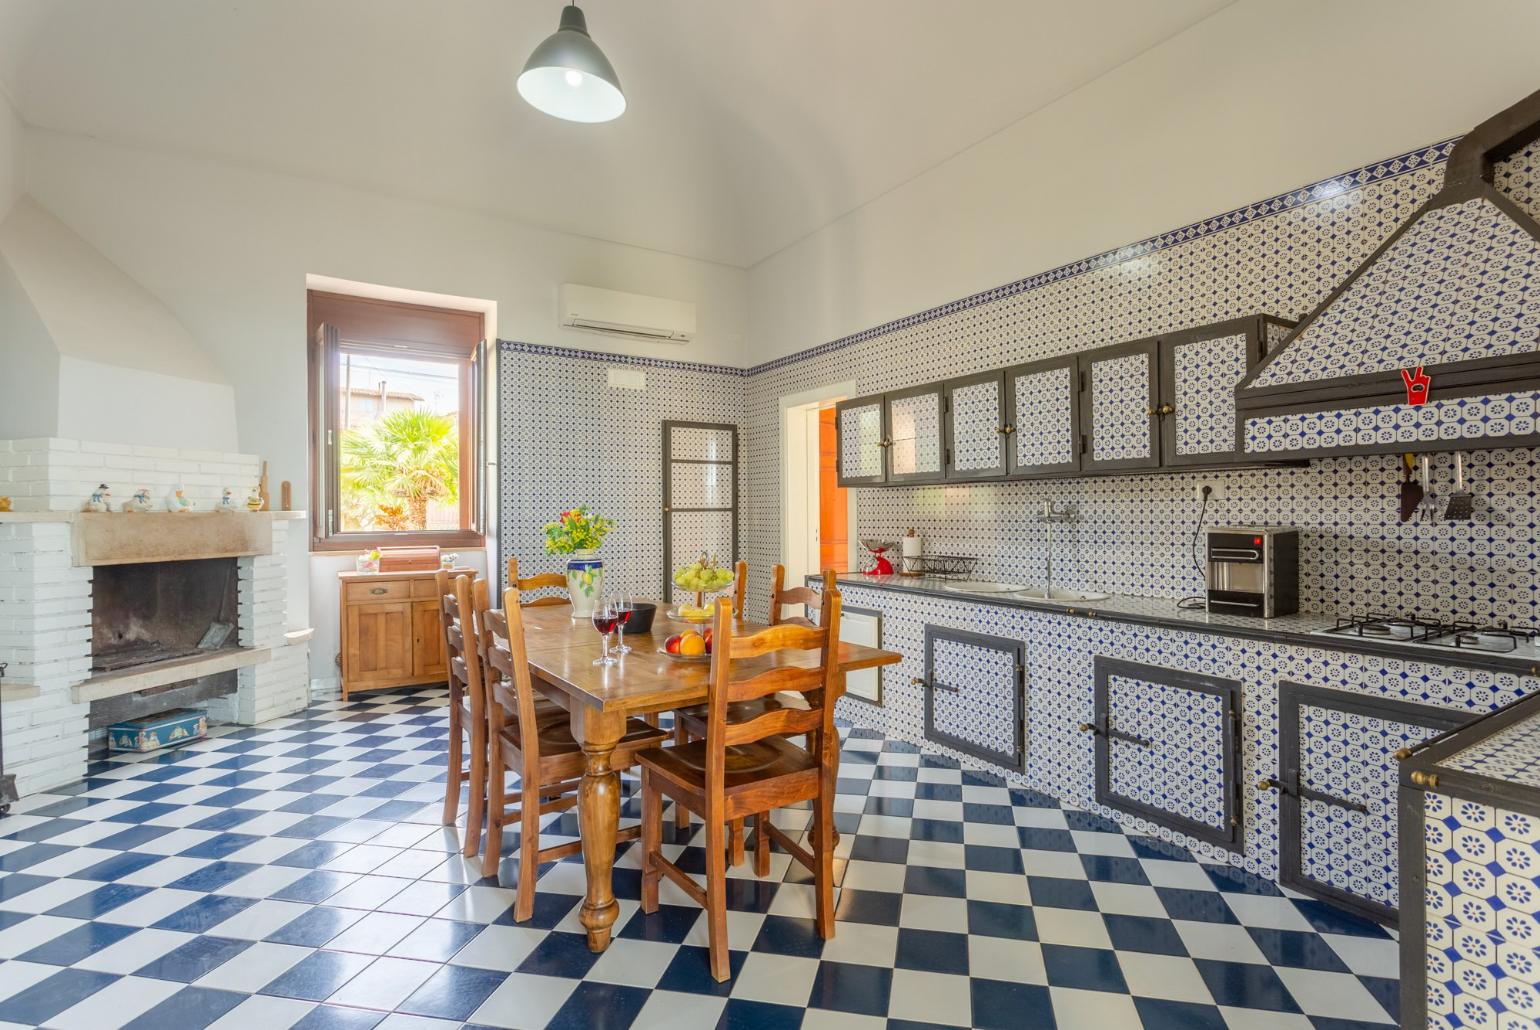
xmin=1397 ymin=453 xmax=1421 ymax=522
xmin=1444 ymin=451 xmax=1474 ymax=520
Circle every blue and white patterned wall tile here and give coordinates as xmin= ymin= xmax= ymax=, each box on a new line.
xmin=1089 ymin=352 xmax=1153 ymax=462
xmin=1172 ymin=332 xmax=1248 ymax=457
xmin=1245 ymin=390 xmax=1540 ymax=454
xmin=948 ymin=380 xmax=1002 ymax=472
xmin=498 ymin=347 xmax=747 ymax=595
xmin=1252 ymin=197 xmax=1540 ymax=389
xmin=1440 ymin=713 xmax=1540 ymax=787
xmin=1011 ymin=365 xmax=1075 ymax=468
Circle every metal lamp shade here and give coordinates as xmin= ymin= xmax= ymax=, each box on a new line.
xmin=517 ymin=5 xmax=625 ymax=123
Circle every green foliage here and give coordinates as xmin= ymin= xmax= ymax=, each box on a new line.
xmin=544 ymin=506 xmax=614 ymax=554
xmin=339 ymin=410 xmax=459 ymax=531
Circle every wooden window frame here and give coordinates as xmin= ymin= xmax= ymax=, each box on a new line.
xmin=308 ymin=291 xmax=485 ymax=553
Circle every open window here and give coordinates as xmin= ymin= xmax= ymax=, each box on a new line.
xmin=308 ymin=291 xmax=485 ymax=551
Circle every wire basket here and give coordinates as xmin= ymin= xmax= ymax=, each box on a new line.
xmin=902 ymin=554 xmax=976 ymax=578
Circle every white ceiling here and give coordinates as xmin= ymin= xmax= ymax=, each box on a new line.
xmin=0 ymin=0 xmax=1234 ymax=267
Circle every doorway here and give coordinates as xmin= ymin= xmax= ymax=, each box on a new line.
xmin=780 ymin=381 xmax=858 ymax=591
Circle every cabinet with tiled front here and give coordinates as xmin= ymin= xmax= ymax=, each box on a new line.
xmin=812 ymin=576 xmax=1537 ymax=935
xmin=836 ymin=313 xmax=1296 ymax=486
xmin=1401 ymin=696 xmax=1540 ymax=1029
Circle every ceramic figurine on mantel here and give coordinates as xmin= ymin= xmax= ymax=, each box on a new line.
xmin=543 ymin=506 xmax=614 ymax=619
xmin=218 ymin=488 xmax=238 ymax=513
xmin=166 ymin=486 xmax=192 ymax=513
xmin=121 ymin=488 xmax=152 ymax=513
xmin=246 ymin=485 xmax=264 ymax=511
xmin=83 ymin=484 xmax=111 ymax=512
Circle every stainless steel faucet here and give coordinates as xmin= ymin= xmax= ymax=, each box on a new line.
xmin=1034 ymin=501 xmax=1077 ymax=597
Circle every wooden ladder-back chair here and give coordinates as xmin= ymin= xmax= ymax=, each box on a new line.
xmin=438 ymin=570 xmax=488 ymax=859
xmin=477 ymin=583 xmax=670 ymax=920
xmin=638 ymin=590 xmax=844 ymax=981
xmin=507 ymin=556 xmax=569 ymax=607
xmin=672 ymin=567 xmax=837 ymax=853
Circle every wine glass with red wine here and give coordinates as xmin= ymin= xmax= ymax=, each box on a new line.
xmin=612 ymin=594 xmax=634 ymax=655
xmin=591 ymin=601 xmax=619 ymax=666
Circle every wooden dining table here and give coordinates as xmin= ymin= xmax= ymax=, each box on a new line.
xmin=514 ymin=601 xmax=903 ymax=952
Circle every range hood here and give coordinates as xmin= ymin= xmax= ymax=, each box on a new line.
xmin=1237 ymin=89 xmax=1540 ymax=458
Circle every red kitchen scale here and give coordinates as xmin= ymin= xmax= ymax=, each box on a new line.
xmin=860 ymin=539 xmax=897 ymax=576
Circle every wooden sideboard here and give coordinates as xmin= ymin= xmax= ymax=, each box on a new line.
xmin=337 ymin=568 xmax=475 ymax=699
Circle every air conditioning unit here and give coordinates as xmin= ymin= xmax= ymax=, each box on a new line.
xmin=559 ymin=284 xmax=696 ymax=343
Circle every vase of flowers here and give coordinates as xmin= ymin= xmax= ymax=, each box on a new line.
xmin=544 ymin=506 xmax=614 ymax=618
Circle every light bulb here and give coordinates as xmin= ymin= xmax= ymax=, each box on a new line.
xmin=564 ymin=69 xmax=583 ymax=88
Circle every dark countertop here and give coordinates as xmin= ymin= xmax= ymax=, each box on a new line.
xmin=812 ymin=573 xmax=1540 ymax=678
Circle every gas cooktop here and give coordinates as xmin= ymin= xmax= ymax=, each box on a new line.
xmin=1314 ymin=613 xmax=1540 ymax=658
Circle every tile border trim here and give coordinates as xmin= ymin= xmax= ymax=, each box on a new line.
xmin=505 ymin=137 xmax=1460 ymax=379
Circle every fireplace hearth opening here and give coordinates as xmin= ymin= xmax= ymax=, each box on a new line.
xmin=91 ymin=558 xmax=240 ymax=673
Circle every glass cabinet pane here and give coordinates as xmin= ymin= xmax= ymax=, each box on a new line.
xmin=887 ymin=391 xmax=942 ymax=477
xmin=838 ymin=401 xmax=885 ymax=481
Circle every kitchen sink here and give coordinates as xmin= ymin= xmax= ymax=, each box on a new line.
xmin=1011 ymin=586 xmax=1110 ymax=603
xmin=940 ymin=581 xmax=1029 ymax=594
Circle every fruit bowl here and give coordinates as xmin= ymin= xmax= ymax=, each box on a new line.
xmin=666 ymin=604 xmax=718 ymax=623
xmin=657 ymin=647 xmax=710 ymax=664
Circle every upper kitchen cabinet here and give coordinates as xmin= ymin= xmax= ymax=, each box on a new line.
xmin=835 ymin=394 xmax=888 ymax=486
xmin=943 ymin=371 xmax=1008 ymax=481
xmin=1080 ymin=337 xmax=1161 ymax=473
xmin=885 ymin=383 xmax=947 ymax=483
xmin=1160 ymin=315 xmax=1295 ymax=467
xmin=1003 ymin=356 xmax=1081 ymax=477
xmin=837 ymin=386 xmax=947 ymax=486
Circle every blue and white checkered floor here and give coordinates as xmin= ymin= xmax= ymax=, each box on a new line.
xmin=0 ymin=688 xmax=1399 ymax=1029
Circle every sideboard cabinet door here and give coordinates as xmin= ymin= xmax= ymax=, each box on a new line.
xmin=345 ymin=602 xmax=414 ymax=689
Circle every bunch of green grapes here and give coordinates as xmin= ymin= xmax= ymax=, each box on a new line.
xmin=672 ymin=553 xmax=734 ymax=592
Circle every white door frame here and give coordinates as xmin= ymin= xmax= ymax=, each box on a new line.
xmin=779 ymin=380 xmax=859 ymax=586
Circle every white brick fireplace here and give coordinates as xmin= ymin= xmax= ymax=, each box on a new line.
xmin=0 ymin=437 xmax=310 ymax=797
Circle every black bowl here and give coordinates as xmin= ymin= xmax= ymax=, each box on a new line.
xmin=622 ymin=602 xmax=657 ymax=635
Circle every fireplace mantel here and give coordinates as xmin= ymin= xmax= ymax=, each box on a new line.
xmin=72 ymin=511 xmax=276 ymax=567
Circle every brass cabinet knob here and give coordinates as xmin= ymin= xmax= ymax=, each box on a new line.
xmin=1393 ymin=747 xmax=1413 ymax=761
xmin=1410 ymin=770 xmax=1439 ymax=789
xmin=1257 ymin=777 xmax=1280 ymax=791
xmin=1158 ymin=403 xmax=1175 ymax=416
xmin=910 ymin=676 xmax=927 ymax=687
xmin=1078 ymin=722 xmax=1096 ymax=733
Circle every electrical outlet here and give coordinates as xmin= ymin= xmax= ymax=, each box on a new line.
xmin=1196 ymin=481 xmax=1221 ymax=501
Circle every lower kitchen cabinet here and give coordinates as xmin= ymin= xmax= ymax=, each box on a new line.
xmin=1272 ymin=682 xmax=1468 ymax=925
xmin=1090 ymin=656 xmax=1242 ymax=852
xmin=921 ymin=626 xmax=1024 ymax=769
xmin=338 ymin=568 xmax=464 ymax=699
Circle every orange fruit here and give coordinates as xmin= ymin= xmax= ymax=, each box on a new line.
xmin=679 ymin=632 xmax=706 ymax=657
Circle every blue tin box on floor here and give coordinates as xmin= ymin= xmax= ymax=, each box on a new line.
xmin=107 ymin=709 xmax=207 ymax=753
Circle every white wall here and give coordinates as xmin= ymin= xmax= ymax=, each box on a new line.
xmin=0 ymin=198 xmax=238 ymax=450
xmin=22 ymin=128 xmax=749 ymax=683
xmin=0 ymin=87 xmax=20 ymax=219
xmin=748 ymin=0 xmax=1540 ymax=362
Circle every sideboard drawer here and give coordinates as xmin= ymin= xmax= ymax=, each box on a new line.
xmin=345 ymin=579 xmax=413 ymax=603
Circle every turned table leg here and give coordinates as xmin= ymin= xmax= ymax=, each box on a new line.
xmin=574 ymin=707 xmax=626 ymax=952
